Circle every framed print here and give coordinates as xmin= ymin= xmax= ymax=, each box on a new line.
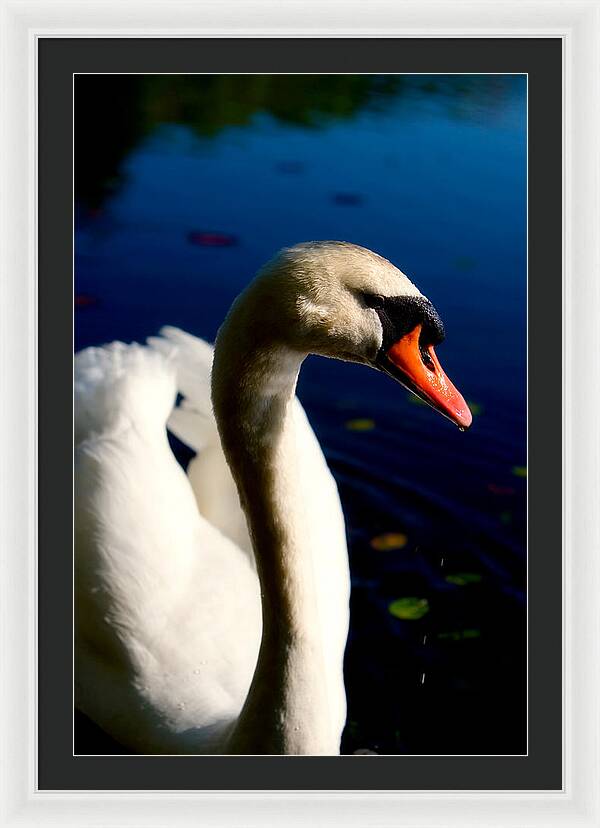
xmin=1 ymin=1 xmax=599 ymax=827
xmin=71 ymin=65 xmax=533 ymax=762
xmin=47 ymin=35 xmax=556 ymax=786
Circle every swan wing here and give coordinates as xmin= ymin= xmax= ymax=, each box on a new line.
xmin=147 ymin=326 xmax=215 ymax=451
xmin=75 ymin=342 xmax=261 ymax=754
xmin=148 ymin=327 xmax=254 ymax=559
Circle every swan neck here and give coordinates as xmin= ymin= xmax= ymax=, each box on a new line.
xmin=212 ymin=313 xmax=333 ymax=753
xmin=212 ymin=336 xmax=311 ymax=630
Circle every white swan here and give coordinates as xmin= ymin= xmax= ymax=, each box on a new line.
xmin=75 ymin=241 xmax=472 ymax=755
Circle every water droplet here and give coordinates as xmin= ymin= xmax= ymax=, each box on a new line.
xmin=422 ymin=634 xmax=427 ymax=645
xmin=440 ymin=557 xmax=445 ymax=568
xmin=193 ymin=669 xmax=200 ymax=675
xmin=293 ymin=726 xmax=300 ymax=732
xmin=420 ymin=673 xmax=426 ymax=685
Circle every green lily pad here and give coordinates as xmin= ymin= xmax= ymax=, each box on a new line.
xmin=445 ymin=572 xmax=483 ymax=586
xmin=345 ymin=418 xmax=375 ymax=432
xmin=467 ymin=400 xmax=483 ymax=416
xmin=437 ymin=628 xmax=481 ymax=641
xmin=388 ymin=597 xmax=429 ymax=621
xmin=407 ymin=393 xmax=428 ymax=407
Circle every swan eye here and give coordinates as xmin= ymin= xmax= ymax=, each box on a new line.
xmin=363 ymin=294 xmax=385 ymax=310
xmin=420 ymin=345 xmax=435 ymax=372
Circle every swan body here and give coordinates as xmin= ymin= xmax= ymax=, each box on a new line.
xmin=75 ymin=241 xmax=471 ymax=755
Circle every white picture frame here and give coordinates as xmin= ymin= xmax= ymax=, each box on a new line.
xmin=1 ymin=0 xmax=598 ymax=825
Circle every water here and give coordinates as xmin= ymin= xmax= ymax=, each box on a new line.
xmin=75 ymin=75 xmax=527 ymax=755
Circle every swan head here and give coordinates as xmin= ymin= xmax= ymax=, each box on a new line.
xmin=245 ymin=241 xmax=472 ymax=430
xmin=246 ymin=241 xmax=472 ymax=429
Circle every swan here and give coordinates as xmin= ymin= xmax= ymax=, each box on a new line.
xmin=74 ymin=241 xmax=472 ymax=755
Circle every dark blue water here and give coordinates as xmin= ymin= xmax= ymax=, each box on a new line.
xmin=75 ymin=75 xmax=527 ymax=755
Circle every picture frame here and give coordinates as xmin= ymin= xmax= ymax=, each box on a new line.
xmin=1 ymin=0 xmax=599 ymax=825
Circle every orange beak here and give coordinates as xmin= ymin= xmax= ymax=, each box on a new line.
xmin=386 ymin=324 xmax=472 ymax=430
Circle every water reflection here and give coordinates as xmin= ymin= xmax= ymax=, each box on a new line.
xmin=75 ymin=74 xmax=526 ymax=756
xmin=76 ymin=74 xmax=518 ymax=207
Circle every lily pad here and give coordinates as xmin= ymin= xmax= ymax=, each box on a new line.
xmin=333 ymin=192 xmax=364 ymax=206
xmin=437 ymin=628 xmax=481 ymax=641
xmin=453 ymin=255 xmax=477 ymax=271
xmin=388 ymin=597 xmax=429 ymax=621
xmin=75 ymin=294 xmax=98 ymax=308
xmin=487 ymin=483 xmax=515 ymax=496
xmin=345 ymin=418 xmax=375 ymax=432
xmin=467 ymin=400 xmax=483 ymax=416
xmin=370 ymin=532 xmax=408 ymax=551
xmin=187 ymin=230 xmax=238 ymax=247
xmin=407 ymin=393 xmax=428 ymax=407
xmin=445 ymin=572 xmax=482 ymax=586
